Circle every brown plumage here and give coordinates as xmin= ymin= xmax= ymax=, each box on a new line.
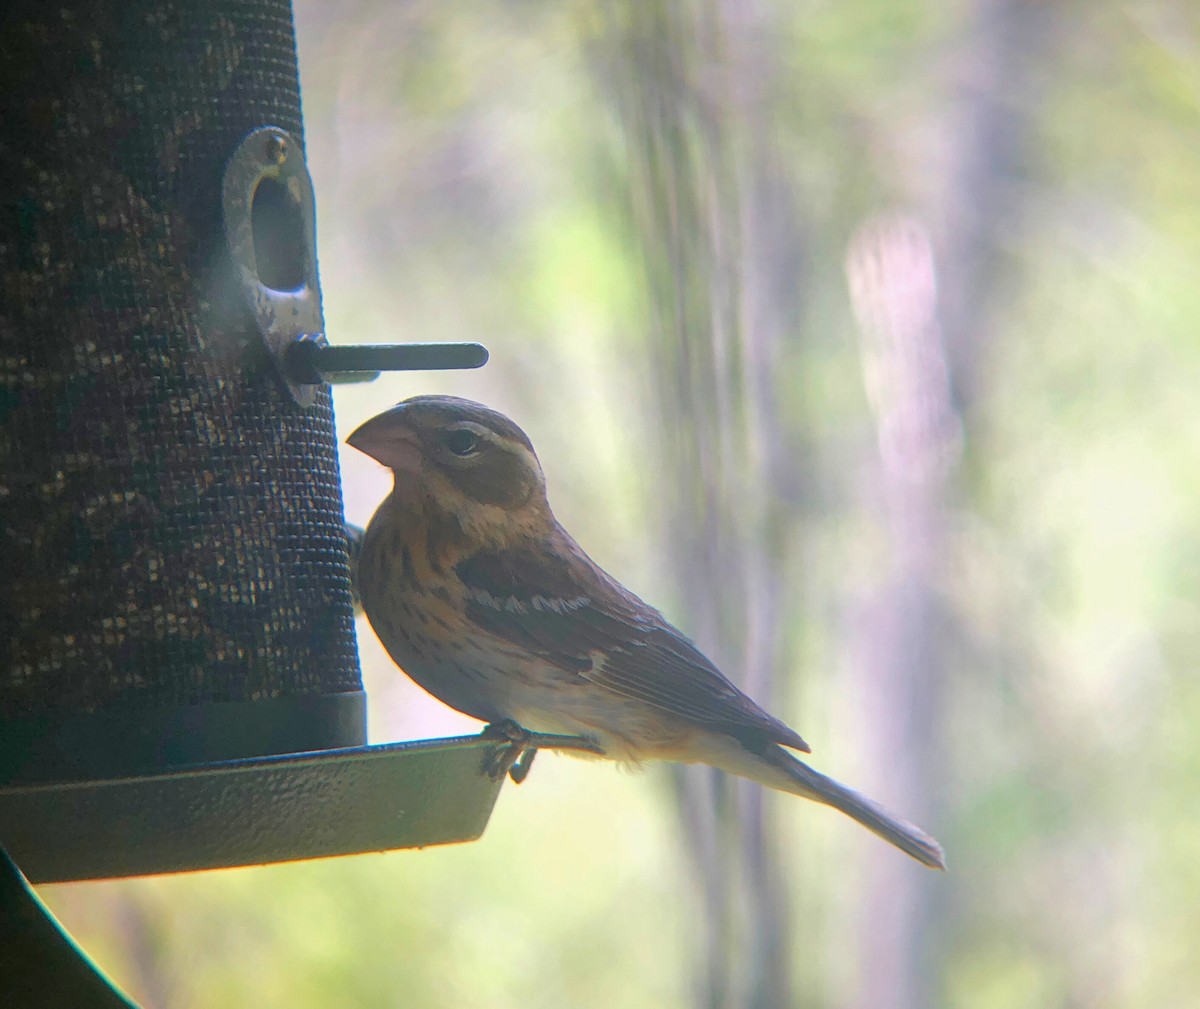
xmin=348 ymin=395 xmax=945 ymax=869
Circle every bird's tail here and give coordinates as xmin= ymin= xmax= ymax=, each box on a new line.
xmin=701 ymin=737 xmax=946 ymax=869
xmin=767 ymin=746 xmax=945 ymax=869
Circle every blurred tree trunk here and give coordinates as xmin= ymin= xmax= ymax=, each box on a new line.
xmin=844 ymin=213 xmax=959 ymax=1009
xmin=842 ymin=3 xmax=1058 ymax=1008
xmin=598 ymin=2 xmax=808 ymax=1006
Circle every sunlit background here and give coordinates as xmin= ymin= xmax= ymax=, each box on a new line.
xmin=39 ymin=2 xmax=1200 ymax=1007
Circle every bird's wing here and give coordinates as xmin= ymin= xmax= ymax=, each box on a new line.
xmin=454 ymin=535 xmax=810 ymax=753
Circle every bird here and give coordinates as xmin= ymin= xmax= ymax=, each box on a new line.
xmin=347 ymin=395 xmax=945 ymax=869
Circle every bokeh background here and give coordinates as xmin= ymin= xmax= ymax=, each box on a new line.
xmin=39 ymin=1 xmax=1200 ymax=1007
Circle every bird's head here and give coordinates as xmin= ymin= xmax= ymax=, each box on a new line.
xmin=347 ymin=396 xmax=549 ymax=520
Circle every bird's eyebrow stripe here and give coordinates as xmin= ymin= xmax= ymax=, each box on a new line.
xmin=443 ymin=413 xmax=536 ymax=454
xmin=445 ymin=421 xmax=493 ymax=436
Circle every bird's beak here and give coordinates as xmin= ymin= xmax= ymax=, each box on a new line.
xmin=346 ymin=405 xmax=423 ymax=474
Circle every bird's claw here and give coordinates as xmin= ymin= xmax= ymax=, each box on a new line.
xmin=508 ymin=747 xmax=538 ymax=784
xmin=479 ymin=720 xmax=603 ymax=783
xmin=481 ymin=720 xmax=535 ymax=783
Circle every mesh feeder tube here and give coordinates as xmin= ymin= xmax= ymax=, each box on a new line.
xmin=0 ymin=0 xmax=365 ymax=783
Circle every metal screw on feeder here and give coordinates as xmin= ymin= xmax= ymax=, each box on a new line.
xmin=264 ymin=131 xmax=288 ymax=165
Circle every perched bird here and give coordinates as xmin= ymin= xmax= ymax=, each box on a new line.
xmin=348 ymin=396 xmax=945 ymax=869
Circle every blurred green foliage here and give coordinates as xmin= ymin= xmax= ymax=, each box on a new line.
xmin=37 ymin=1 xmax=1200 ymax=1006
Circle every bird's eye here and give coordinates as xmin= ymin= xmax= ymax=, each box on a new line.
xmin=443 ymin=428 xmax=480 ymax=457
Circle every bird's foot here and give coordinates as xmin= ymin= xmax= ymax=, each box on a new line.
xmin=480 ymin=720 xmax=536 ymax=783
xmin=479 ymin=720 xmax=605 ymax=783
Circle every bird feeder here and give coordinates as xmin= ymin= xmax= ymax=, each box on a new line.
xmin=0 ymin=0 xmax=504 ymax=898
